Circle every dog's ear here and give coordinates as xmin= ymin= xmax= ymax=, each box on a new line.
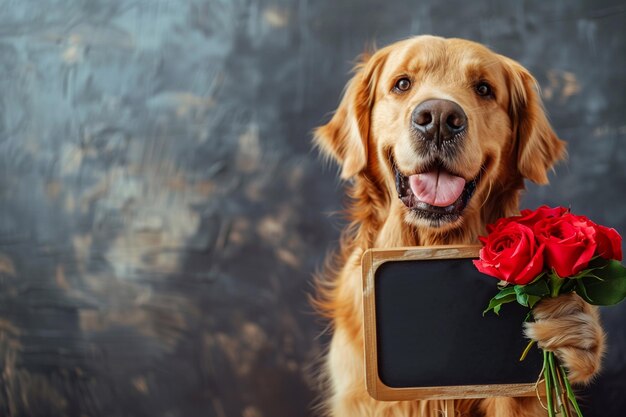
xmin=505 ymin=58 xmax=566 ymax=184
xmin=314 ymin=49 xmax=388 ymax=179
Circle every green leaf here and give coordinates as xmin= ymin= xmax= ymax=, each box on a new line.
xmin=483 ymin=292 xmax=517 ymax=316
xmin=516 ymin=292 xmax=529 ymax=307
xmin=570 ymin=260 xmax=608 ymax=280
xmin=577 ymin=259 xmax=626 ymax=306
xmin=523 ymin=310 xmax=533 ymax=322
xmin=493 ymin=303 xmax=502 ymax=315
xmin=494 ymin=286 xmax=516 ymax=299
xmin=583 ymin=274 xmax=604 ymax=281
xmin=527 ymin=272 xmax=547 ymax=285
xmin=514 ymin=285 xmax=530 ymax=307
xmin=527 ymin=295 xmax=542 ymax=309
xmin=576 ymin=279 xmax=591 ymax=303
xmin=521 ymin=279 xmax=551 ymax=297
xmin=560 ymin=279 xmax=577 ymax=294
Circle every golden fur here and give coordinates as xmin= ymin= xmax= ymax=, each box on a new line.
xmin=314 ymin=36 xmax=604 ymax=417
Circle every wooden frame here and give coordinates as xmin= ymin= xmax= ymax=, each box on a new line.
xmin=362 ymin=245 xmax=543 ymax=401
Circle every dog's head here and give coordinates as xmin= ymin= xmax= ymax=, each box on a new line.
xmin=315 ymin=36 xmax=565 ymax=235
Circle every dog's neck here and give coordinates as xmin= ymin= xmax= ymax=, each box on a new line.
xmin=372 ymin=202 xmax=483 ymax=248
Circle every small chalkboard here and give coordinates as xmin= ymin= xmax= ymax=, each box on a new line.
xmin=362 ymin=245 xmax=544 ymax=401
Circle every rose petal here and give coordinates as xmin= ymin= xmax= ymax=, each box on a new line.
xmin=595 ymin=225 xmax=623 ymax=261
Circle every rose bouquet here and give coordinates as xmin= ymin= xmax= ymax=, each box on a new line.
xmin=474 ymin=206 xmax=626 ymax=417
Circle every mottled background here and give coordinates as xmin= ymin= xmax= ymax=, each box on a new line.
xmin=0 ymin=0 xmax=624 ymax=416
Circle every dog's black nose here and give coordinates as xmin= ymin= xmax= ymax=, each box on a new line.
xmin=412 ymin=99 xmax=467 ymax=144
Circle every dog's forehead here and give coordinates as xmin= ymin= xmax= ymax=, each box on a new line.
xmin=381 ymin=37 xmax=504 ymax=81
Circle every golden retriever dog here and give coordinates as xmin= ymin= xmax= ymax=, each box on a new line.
xmin=314 ymin=36 xmax=605 ymax=417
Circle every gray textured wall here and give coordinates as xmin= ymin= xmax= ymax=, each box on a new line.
xmin=0 ymin=1 xmax=624 ymax=416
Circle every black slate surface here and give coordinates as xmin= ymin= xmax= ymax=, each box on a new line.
xmin=375 ymin=259 xmax=543 ymax=389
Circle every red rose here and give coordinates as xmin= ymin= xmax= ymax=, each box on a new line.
xmin=485 ymin=205 xmax=567 ymax=234
xmin=474 ymin=222 xmax=545 ymax=285
xmin=516 ymin=205 xmax=568 ymax=228
xmin=593 ymin=224 xmax=623 ymax=261
xmin=534 ymin=213 xmax=598 ymax=277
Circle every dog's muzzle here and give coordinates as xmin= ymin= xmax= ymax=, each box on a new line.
xmin=394 ymin=161 xmax=479 ymax=225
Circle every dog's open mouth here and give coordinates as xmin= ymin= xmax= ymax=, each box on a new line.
xmin=394 ymin=162 xmax=479 ymax=224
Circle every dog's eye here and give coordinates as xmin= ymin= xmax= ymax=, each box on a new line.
xmin=394 ymin=78 xmax=412 ymax=93
xmin=475 ymin=82 xmax=493 ymax=98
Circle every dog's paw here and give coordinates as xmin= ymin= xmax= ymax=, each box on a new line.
xmin=524 ymin=292 xmax=605 ymax=384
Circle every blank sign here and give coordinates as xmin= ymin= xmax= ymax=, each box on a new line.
xmin=362 ymin=246 xmax=544 ymax=401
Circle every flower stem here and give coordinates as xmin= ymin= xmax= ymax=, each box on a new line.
xmin=553 ymin=355 xmax=572 ymax=417
xmin=549 ymin=273 xmax=564 ymax=298
xmin=547 ymin=352 xmax=568 ymax=416
xmin=560 ymin=365 xmax=584 ymax=417
xmin=543 ymin=350 xmax=555 ymax=417
xmin=520 ymin=340 xmax=536 ymax=361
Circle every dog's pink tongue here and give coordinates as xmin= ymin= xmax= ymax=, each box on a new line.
xmin=409 ymin=170 xmax=466 ymax=207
